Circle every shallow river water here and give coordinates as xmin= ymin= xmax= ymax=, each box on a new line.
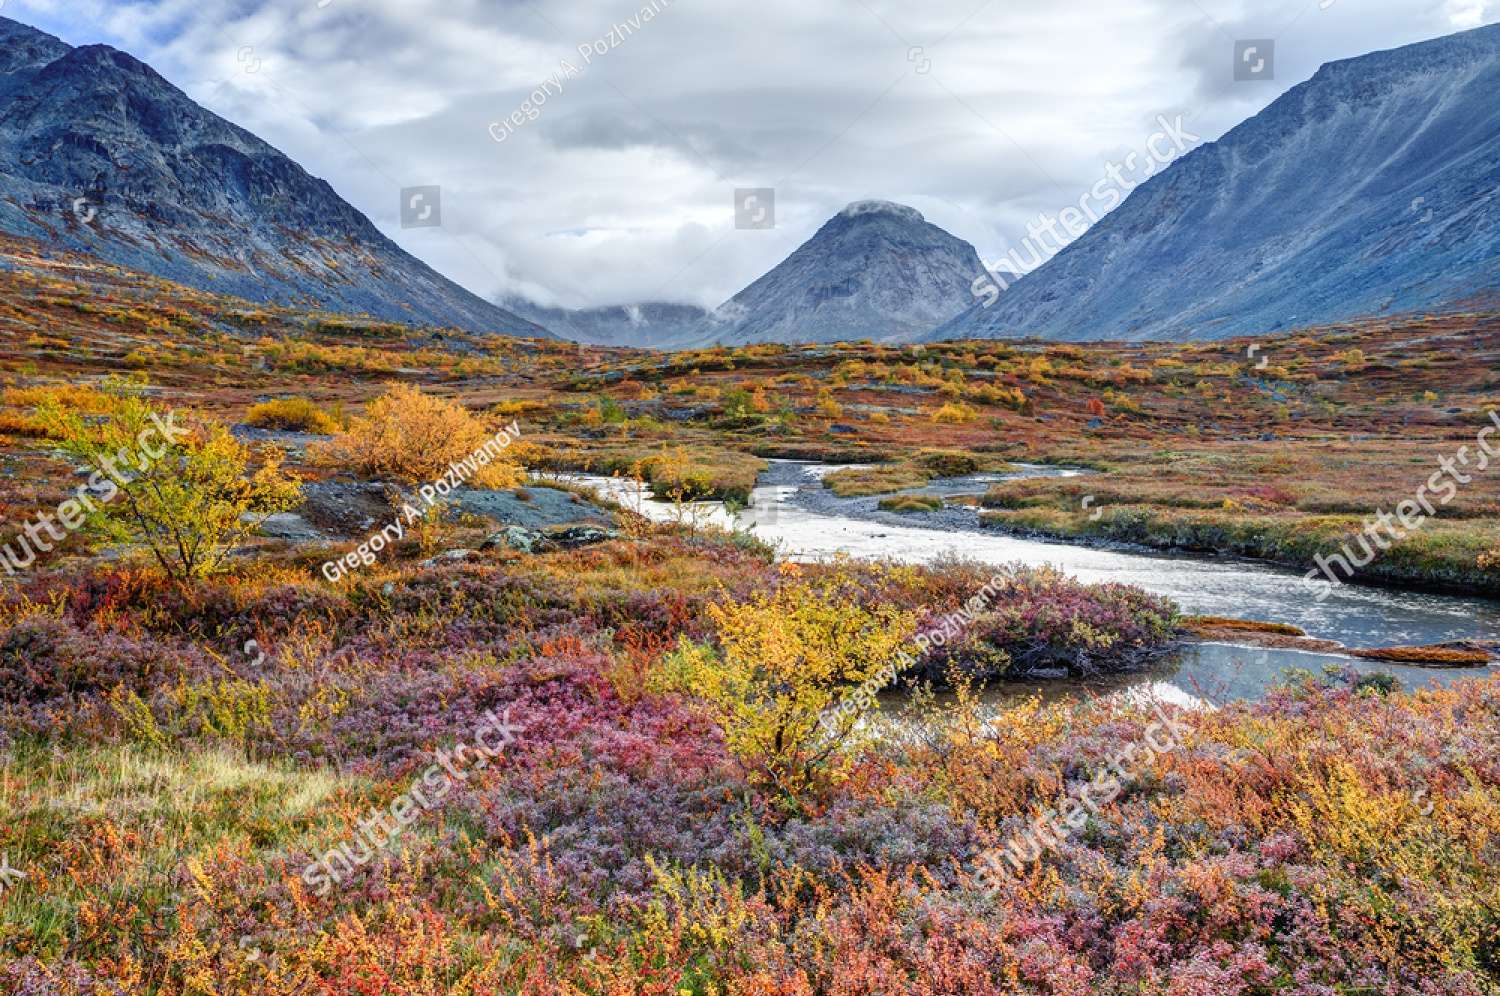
xmin=563 ymin=461 xmax=1500 ymax=705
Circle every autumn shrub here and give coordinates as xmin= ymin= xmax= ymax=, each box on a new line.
xmin=259 ymin=338 xmax=402 ymax=374
xmin=653 ymin=566 xmax=915 ymax=797
xmin=878 ymin=494 xmax=942 ymax=513
xmin=967 ymin=382 xmax=1028 ymax=409
xmin=244 ymin=396 xmax=339 ymax=433
xmin=1 ymin=381 xmax=121 ymax=438
xmin=313 ymin=382 xmax=523 ymax=487
xmin=932 ymin=401 xmax=978 ymax=424
xmin=37 ymin=383 xmax=302 ymax=583
xmin=0 ymin=410 xmax=48 ymax=438
xmin=1337 ymin=346 xmax=1369 ymax=371
xmin=912 ymin=565 xmax=1179 ymax=681
xmin=587 ymin=395 xmax=627 ymax=424
xmin=917 ymin=450 xmax=979 ymax=476
xmin=822 ymin=463 xmax=930 ymax=497
xmin=2 ymin=381 xmax=119 ymax=413
xmin=720 ymin=386 xmax=753 ymax=416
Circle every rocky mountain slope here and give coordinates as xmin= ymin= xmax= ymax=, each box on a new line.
xmin=933 ymin=23 xmax=1500 ymax=342
xmin=0 ymin=17 xmax=545 ymax=336
xmin=687 ymin=200 xmax=985 ymax=346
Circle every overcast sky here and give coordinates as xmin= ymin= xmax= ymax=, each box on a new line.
xmin=13 ymin=0 xmax=1496 ymax=311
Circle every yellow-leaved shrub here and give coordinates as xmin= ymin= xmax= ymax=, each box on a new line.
xmin=313 ymin=383 xmax=523 ymax=488
xmin=653 ymin=567 xmax=915 ymax=797
xmin=245 ymin=397 xmax=340 ymax=434
xmin=38 ymin=381 xmax=302 ymax=583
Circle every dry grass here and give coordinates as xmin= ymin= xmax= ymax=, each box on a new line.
xmin=1350 ymin=646 xmax=1492 ymax=667
xmin=878 ymin=494 xmax=944 ymax=513
xmin=1183 ymin=616 xmax=1308 ymax=637
xmin=824 ymin=464 xmax=932 ymax=497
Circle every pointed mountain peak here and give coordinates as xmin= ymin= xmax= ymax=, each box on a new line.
xmin=61 ymin=42 xmax=160 ymax=74
xmin=838 ymin=200 xmax=926 ymax=224
xmin=686 ymin=200 xmax=984 ymax=346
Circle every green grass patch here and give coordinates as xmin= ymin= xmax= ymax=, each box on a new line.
xmin=0 ymin=742 xmax=352 ymax=960
xmin=878 ymin=493 xmax=944 ymax=513
xmin=980 ymin=505 xmax=1500 ymax=596
xmin=579 ymin=445 xmax=766 ymax=503
xmin=824 ymin=464 xmax=931 ymax=497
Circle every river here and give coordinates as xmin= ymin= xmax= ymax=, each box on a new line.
xmin=563 ymin=460 xmax=1500 ymax=705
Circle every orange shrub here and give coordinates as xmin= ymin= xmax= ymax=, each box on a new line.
xmin=3 ymin=382 xmax=119 ymax=412
xmin=245 ymin=397 xmax=339 ymax=434
xmin=932 ymin=402 xmax=978 ymax=424
xmin=313 ymin=383 xmax=523 ymax=487
xmin=1 ymin=381 xmax=125 ymax=438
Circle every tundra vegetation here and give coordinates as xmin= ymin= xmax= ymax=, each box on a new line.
xmin=0 ymin=236 xmax=1496 ymax=992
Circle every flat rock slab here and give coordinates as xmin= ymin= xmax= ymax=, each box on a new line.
xmin=231 ymin=425 xmax=334 ymax=448
xmin=299 ymin=482 xmax=402 ymax=537
xmin=296 ymin=483 xmax=615 ymax=540
xmin=230 ymin=425 xmax=333 ymax=459
xmin=448 ymin=487 xmax=612 ymax=531
xmin=257 ymin=511 xmax=328 ymax=543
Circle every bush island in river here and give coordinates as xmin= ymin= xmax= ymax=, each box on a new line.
xmin=0 ymin=527 xmax=1494 ymax=994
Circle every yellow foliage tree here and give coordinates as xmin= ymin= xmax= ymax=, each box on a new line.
xmin=38 ymin=382 xmax=302 ymax=583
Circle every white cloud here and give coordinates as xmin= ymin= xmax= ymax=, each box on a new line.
xmin=16 ymin=0 xmax=1497 ymax=310
xmin=1447 ymin=0 xmax=1488 ymax=27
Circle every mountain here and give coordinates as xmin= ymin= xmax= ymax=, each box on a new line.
xmin=687 ymin=200 xmax=986 ymax=346
xmin=933 ymin=23 xmax=1500 ymax=343
xmin=0 ymin=17 xmax=546 ymax=336
xmin=502 ymin=298 xmax=710 ymax=348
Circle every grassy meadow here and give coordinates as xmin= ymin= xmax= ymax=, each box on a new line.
xmin=0 ymin=236 xmax=1497 ymax=993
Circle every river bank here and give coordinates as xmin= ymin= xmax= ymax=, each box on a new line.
xmin=979 ymin=503 xmax=1500 ymax=599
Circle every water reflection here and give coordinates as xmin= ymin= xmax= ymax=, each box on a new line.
xmin=971 ymin=642 xmax=1480 ymax=709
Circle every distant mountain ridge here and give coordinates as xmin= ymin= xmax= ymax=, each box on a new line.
xmin=933 ymin=23 xmax=1500 ymax=342
xmin=502 ymin=298 xmax=709 ymax=348
xmin=684 ymin=200 xmax=986 ymax=346
xmin=0 ymin=17 xmax=546 ymax=336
